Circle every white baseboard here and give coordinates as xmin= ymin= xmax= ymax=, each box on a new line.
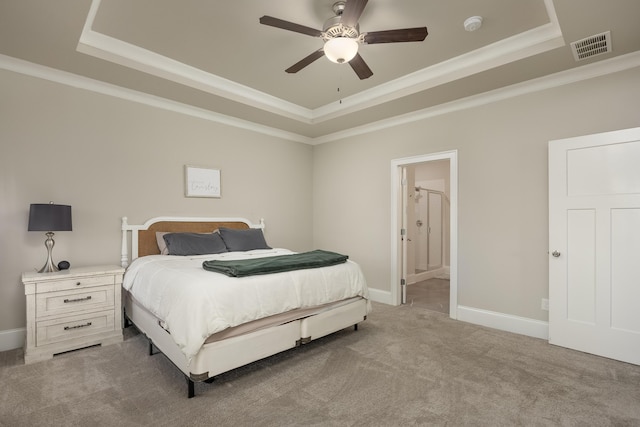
xmin=407 ymin=268 xmax=443 ymax=284
xmin=407 ymin=266 xmax=451 ymax=285
xmin=366 ymin=292 xmax=548 ymax=342
xmin=457 ymin=305 xmax=549 ymax=340
xmin=0 ymin=305 xmax=547 ymax=352
xmin=367 ymin=288 xmax=393 ymax=305
xmin=0 ymin=328 xmax=25 ymax=352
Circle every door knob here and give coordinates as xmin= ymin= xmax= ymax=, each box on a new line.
xmin=551 ymin=250 xmax=561 ymax=258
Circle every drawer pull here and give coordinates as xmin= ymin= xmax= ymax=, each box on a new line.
xmin=64 ymin=322 xmax=92 ymax=331
xmin=76 ymin=282 xmax=81 ymax=286
xmin=63 ymin=296 xmax=92 ymax=303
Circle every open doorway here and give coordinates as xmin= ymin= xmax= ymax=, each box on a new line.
xmin=390 ymin=151 xmax=458 ymax=319
xmin=407 ymin=161 xmax=451 ymax=314
xmin=409 ymin=161 xmax=451 ymax=283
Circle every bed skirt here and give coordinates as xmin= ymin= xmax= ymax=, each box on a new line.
xmin=124 ymin=291 xmax=369 ymax=386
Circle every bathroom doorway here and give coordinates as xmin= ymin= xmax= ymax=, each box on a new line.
xmin=406 ymin=161 xmax=451 ymax=314
xmin=408 ymin=161 xmax=451 ymax=284
xmin=391 ymin=151 xmax=458 ymax=318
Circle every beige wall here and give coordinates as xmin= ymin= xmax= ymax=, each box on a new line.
xmin=312 ymin=67 xmax=640 ymax=321
xmin=2 ymin=64 xmax=639 ymax=336
xmin=0 ymin=69 xmax=313 ymax=332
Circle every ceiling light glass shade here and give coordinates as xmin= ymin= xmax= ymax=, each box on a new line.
xmin=324 ymin=37 xmax=359 ymax=64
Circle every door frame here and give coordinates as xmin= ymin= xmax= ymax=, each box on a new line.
xmin=390 ymin=150 xmax=458 ymax=318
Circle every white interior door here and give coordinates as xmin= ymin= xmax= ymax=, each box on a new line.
xmin=549 ymin=127 xmax=640 ymax=365
xmin=401 ymin=167 xmax=408 ymax=304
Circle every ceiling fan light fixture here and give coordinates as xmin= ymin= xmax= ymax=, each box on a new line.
xmin=324 ymin=37 xmax=359 ymax=64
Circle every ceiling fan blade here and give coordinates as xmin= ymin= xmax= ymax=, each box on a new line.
xmin=364 ymin=27 xmax=428 ymax=44
xmin=349 ymin=53 xmax=373 ymax=80
xmin=340 ymin=0 xmax=368 ymax=28
xmin=285 ymin=49 xmax=325 ymax=74
xmin=259 ymin=16 xmax=322 ymax=38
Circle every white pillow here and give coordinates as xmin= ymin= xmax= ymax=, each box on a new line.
xmin=155 ymin=232 xmax=170 ymax=255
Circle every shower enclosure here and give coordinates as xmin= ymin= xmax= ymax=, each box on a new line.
xmin=409 ymin=186 xmax=450 ymax=283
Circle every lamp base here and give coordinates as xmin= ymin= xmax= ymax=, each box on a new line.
xmin=38 ymin=232 xmax=60 ymax=273
xmin=38 ymin=260 xmax=60 ymax=274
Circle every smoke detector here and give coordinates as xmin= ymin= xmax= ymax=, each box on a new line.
xmin=464 ymin=16 xmax=483 ymax=32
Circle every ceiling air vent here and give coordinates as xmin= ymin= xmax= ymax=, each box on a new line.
xmin=570 ymin=31 xmax=612 ymax=61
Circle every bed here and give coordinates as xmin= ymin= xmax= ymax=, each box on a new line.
xmin=120 ymin=216 xmax=370 ymax=398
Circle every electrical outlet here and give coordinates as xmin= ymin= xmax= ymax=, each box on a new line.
xmin=541 ymin=298 xmax=549 ymax=311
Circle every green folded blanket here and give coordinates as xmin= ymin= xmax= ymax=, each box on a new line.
xmin=202 ymin=249 xmax=348 ymax=277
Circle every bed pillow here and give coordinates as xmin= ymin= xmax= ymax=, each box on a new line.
xmin=155 ymin=232 xmax=170 ymax=255
xmin=218 ymin=227 xmax=271 ymax=252
xmin=156 ymin=230 xmax=219 ymax=255
xmin=162 ymin=232 xmax=228 ymax=256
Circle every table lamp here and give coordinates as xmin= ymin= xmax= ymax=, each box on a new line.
xmin=28 ymin=202 xmax=72 ymax=273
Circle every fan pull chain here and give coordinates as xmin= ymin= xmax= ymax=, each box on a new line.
xmin=337 ymin=66 xmax=345 ymax=104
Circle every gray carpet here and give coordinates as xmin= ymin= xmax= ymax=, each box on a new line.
xmin=1 ymin=302 xmax=639 ymax=426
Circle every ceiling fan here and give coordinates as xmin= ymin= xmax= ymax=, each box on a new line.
xmin=259 ymin=0 xmax=428 ymax=80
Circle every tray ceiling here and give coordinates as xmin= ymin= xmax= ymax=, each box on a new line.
xmin=1 ymin=0 xmax=639 ymax=143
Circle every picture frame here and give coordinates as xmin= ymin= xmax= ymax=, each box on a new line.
xmin=184 ymin=165 xmax=221 ymax=198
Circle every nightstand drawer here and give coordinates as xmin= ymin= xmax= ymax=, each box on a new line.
xmin=36 ymin=310 xmax=115 ymax=346
xmin=23 ymin=265 xmax=124 ymax=363
xmin=36 ymin=286 xmax=115 ymax=318
xmin=35 ymin=275 xmax=116 ymax=293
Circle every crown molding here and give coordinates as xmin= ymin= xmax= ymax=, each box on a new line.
xmin=315 ymin=0 xmax=562 ymax=122
xmin=2 ymin=51 xmax=638 ymax=146
xmin=77 ymin=1 xmax=312 ymax=124
xmin=78 ymin=0 xmax=564 ymax=125
xmin=313 ymin=21 xmax=564 ymax=123
xmin=0 ymin=54 xmax=312 ymax=144
xmin=311 ymin=50 xmax=640 ymax=145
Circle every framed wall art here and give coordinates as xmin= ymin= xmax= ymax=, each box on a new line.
xmin=184 ymin=165 xmax=221 ymax=198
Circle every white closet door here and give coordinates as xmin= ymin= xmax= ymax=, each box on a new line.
xmin=549 ymin=127 xmax=640 ymax=365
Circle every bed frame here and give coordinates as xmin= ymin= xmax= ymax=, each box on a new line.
xmin=120 ymin=216 xmax=369 ymax=398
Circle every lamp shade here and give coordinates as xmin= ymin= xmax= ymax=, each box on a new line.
xmin=28 ymin=203 xmax=72 ymax=232
xmin=324 ymin=37 xmax=359 ymax=64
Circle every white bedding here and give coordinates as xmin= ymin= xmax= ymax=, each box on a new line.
xmin=122 ymin=248 xmax=369 ymax=362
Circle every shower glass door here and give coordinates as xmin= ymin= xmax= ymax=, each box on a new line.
xmin=415 ymin=188 xmax=444 ymax=273
xmin=427 ymin=191 xmax=443 ymax=270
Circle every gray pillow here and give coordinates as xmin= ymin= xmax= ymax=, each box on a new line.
xmin=218 ymin=227 xmax=271 ymax=252
xmin=163 ymin=232 xmax=228 ymax=256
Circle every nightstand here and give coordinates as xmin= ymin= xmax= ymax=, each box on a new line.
xmin=22 ymin=265 xmax=124 ymax=364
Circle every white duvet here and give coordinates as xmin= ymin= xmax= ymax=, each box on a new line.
xmin=122 ymin=248 xmax=369 ymax=362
